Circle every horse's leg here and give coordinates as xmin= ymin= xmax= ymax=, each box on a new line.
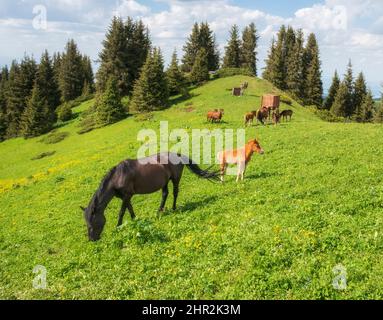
xmin=172 ymin=181 xmax=179 ymax=211
xmin=117 ymin=199 xmax=128 ymax=226
xmin=220 ymin=163 xmax=227 ymax=182
xmin=237 ymin=162 xmax=245 ymax=183
xmin=126 ymin=198 xmax=136 ymax=220
xmin=158 ymin=183 xmax=169 ymax=213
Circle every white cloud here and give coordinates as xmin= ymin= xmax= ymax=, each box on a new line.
xmin=114 ymin=0 xmax=151 ymax=17
xmin=0 ymin=0 xmax=382 ymax=94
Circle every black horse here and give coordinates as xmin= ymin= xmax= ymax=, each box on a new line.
xmin=82 ymin=152 xmax=219 ymax=241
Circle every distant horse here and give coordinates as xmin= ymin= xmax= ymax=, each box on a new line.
xmin=207 ymin=109 xmax=224 ymax=123
xmin=265 ymin=105 xmax=279 ymax=121
xmin=280 ymin=110 xmax=293 ymax=121
xmin=256 ymin=107 xmax=269 ymax=125
xmin=244 ymin=111 xmax=257 ymax=126
xmin=272 ymin=110 xmax=281 ymax=126
xmin=82 ymin=153 xmax=220 ymax=241
xmin=241 ymin=82 xmax=249 ymax=91
xmin=217 ymin=139 xmax=264 ymax=183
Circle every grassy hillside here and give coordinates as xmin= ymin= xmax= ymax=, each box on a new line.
xmin=1 ymin=76 xmax=382 ymax=299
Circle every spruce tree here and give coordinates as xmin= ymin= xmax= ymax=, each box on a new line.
xmin=331 ymin=81 xmax=348 ymax=117
xmin=96 ymin=17 xmax=129 ymax=95
xmin=359 ymin=90 xmax=374 ymax=122
xmin=304 ymin=33 xmax=323 ymax=107
xmin=0 ymin=67 xmax=8 ymax=141
xmin=36 ymin=50 xmax=60 ymax=123
xmin=374 ymin=91 xmax=383 ymax=123
xmin=199 ymin=22 xmax=220 ymax=71
xmin=182 ymin=22 xmax=219 ymax=72
xmin=286 ymin=29 xmax=305 ymax=99
xmin=59 ymin=39 xmax=84 ymax=102
xmin=323 ymin=70 xmax=340 ymax=110
xmin=166 ymin=50 xmax=186 ymax=95
xmin=126 ymin=19 xmax=151 ymax=94
xmin=21 ymin=81 xmax=51 ymax=138
xmin=343 ymin=60 xmax=354 ymax=117
xmin=262 ymin=38 xmax=276 ymax=82
xmin=52 ymin=52 xmax=62 ymax=88
xmin=352 ymin=72 xmax=367 ymax=121
xmin=190 ymin=48 xmax=209 ymax=85
xmin=6 ymin=56 xmax=37 ymax=137
xmin=240 ymin=23 xmax=259 ymax=75
xmin=374 ymin=106 xmax=383 ymax=123
xmin=131 ymin=48 xmax=169 ymax=112
xmin=182 ymin=23 xmax=201 ymax=72
xmin=81 ymin=55 xmax=94 ymax=93
xmin=223 ymin=25 xmax=241 ymax=68
xmin=284 ymin=26 xmax=296 ymax=81
xmin=268 ymin=26 xmax=286 ymax=89
xmin=96 ymin=76 xmax=125 ymax=125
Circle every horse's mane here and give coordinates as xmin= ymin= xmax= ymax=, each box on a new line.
xmin=88 ymin=165 xmax=118 ymax=214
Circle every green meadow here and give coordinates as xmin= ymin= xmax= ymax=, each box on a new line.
xmin=0 ymin=76 xmax=382 ymax=299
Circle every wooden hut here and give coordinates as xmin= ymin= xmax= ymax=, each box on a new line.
xmin=261 ymin=94 xmax=280 ymax=109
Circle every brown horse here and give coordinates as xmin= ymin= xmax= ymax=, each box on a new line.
xmin=217 ymin=139 xmax=264 ymax=182
xmin=207 ymin=109 xmax=224 ymax=123
xmin=272 ymin=110 xmax=281 ymax=125
xmin=244 ymin=111 xmax=257 ymax=126
xmin=280 ymin=109 xmax=293 ymax=121
xmin=82 ymin=152 xmax=220 ymax=241
xmin=256 ymin=107 xmax=269 ymax=125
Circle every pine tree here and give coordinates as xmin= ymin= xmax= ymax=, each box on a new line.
xmin=166 ymin=50 xmax=186 ymax=95
xmin=374 ymin=90 xmax=383 ymax=123
xmin=284 ymin=26 xmax=296 ymax=80
xmin=21 ymin=81 xmax=51 ymax=138
xmin=190 ymin=48 xmax=209 ymax=84
xmin=0 ymin=66 xmax=8 ymax=140
xmin=331 ymin=81 xmax=348 ymax=117
xmin=96 ymin=76 xmax=125 ymax=125
xmin=182 ymin=22 xmax=219 ymax=72
xmin=131 ymin=48 xmax=169 ymax=112
xmin=126 ymin=19 xmax=151 ymax=94
xmin=286 ymin=29 xmax=305 ymax=99
xmin=240 ymin=23 xmax=259 ymax=75
xmin=262 ymin=38 xmax=276 ymax=82
xmin=352 ymin=72 xmax=367 ymax=121
xmin=81 ymin=55 xmax=94 ymax=93
xmin=59 ymin=39 xmax=84 ymax=102
xmin=269 ymin=26 xmax=286 ymax=89
xmin=323 ymin=70 xmax=340 ymax=110
xmin=359 ymin=90 xmax=374 ymax=122
xmin=199 ymin=22 xmax=220 ymax=71
xmin=52 ymin=52 xmax=62 ymax=88
xmin=343 ymin=60 xmax=354 ymax=117
xmin=223 ymin=25 xmax=241 ymax=68
xmin=182 ymin=23 xmax=201 ymax=72
xmin=304 ymin=33 xmax=323 ymax=106
xmin=374 ymin=106 xmax=383 ymax=123
xmin=6 ymin=56 xmax=37 ymax=137
xmin=96 ymin=17 xmax=129 ymax=95
xmin=36 ymin=50 xmax=60 ymax=123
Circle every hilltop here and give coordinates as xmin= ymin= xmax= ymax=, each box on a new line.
xmin=1 ymin=76 xmax=383 ymax=299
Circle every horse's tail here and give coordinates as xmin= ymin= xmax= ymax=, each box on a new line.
xmin=180 ymin=155 xmax=220 ymax=182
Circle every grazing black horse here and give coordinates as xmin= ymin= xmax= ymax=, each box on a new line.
xmin=82 ymin=152 xmax=220 ymax=241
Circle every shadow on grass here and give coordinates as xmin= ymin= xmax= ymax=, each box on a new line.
xmin=174 ymin=195 xmax=219 ymax=214
xmin=245 ymin=171 xmax=281 ymax=180
xmin=169 ymin=93 xmax=201 ymax=106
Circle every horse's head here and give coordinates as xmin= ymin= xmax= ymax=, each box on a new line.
xmin=249 ymin=139 xmax=264 ymax=155
xmin=81 ymin=198 xmax=106 ymax=241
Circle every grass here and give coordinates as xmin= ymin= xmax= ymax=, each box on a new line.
xmin=0 ymin=76 xmax=382 ymax=299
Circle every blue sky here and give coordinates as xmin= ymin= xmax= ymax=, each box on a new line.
xmin=0 ymin=0 xmax=382 ymax=95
